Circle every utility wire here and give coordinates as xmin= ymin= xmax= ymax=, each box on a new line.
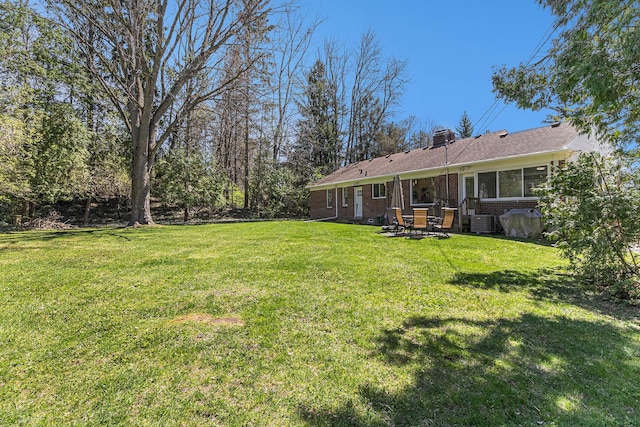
xmin=472 ymin=21 xmax=559 ymax=134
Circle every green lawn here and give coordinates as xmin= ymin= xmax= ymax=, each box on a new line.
xmin=1 ymin=221 xmax=638 ymax=426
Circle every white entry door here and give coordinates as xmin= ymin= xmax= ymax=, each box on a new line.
xmin=354 ymin=187 xmax=363 ymax=218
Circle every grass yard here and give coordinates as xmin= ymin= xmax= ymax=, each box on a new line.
xmin=0 ymin=221 xmax=639 ymax=426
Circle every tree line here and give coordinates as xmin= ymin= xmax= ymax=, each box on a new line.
xmin=0 ymin=0 xmax=465 ymax=226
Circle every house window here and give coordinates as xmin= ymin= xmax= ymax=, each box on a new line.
xmin=478 ymin=166 xmax=548 ymax=199
xmin=326 ymin=189 xmax=333 ymax=208
xmin=411 ymin=178 xmax=437 ymax=205
xmin=478 ymin=172 xmax=497 ymax=199
xmin=524 ymin=166 xmax=548 ymax=196
xmin=342 ymin=188 xmax=348 ymax=207
xmin=372 ymin=183 xmax=386 ymax=199
xmin=499 ymin=169 xmax=522 ymax=198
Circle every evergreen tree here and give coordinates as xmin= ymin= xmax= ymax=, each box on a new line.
xmin=0 ymin=1 xmax=92 ymax=220
xmin=0 ymin=114 xmax=30 ymax=216
xmin=455 ymin=111 xmax=474 ymax=138
xmin=30 ymin=103 xmax=90 ymax=206
xmin=372 ymin=121 xmax=410 ymax=157
xmin=294 ymin=60 xmax=341 ymax=178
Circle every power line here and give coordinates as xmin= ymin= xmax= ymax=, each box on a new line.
xmin=472 ymin=98 xmax=500 ymax=132
xmin=478 ymin=103 xmax=509 ymax=133
xmin=471 ymin=21 xmax=559 ymax=134
xmin=524 ymin=22 xmax=558 ymax=67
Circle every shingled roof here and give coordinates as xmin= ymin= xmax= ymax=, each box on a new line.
xmin=309 ymin=122 xmax=593 ymax=188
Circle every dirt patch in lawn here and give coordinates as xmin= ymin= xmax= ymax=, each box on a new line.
xmin=172 ymin=313 xmax=244 ymax=327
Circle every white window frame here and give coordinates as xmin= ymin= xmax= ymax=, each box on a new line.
xmin=341 ymin=187 xmax=348 ymax=207
xmin=498 ymin=169 xmax=523 ymax=198
xmin=372 ymin=183 xmax=386 ymax=199
xmin=326 ymin=189 xmax=333 ymax=208
xmin=477 ymin=165 xmax=548 ymax=200
xmin=524 ymin=165 xmax=549 ymax=197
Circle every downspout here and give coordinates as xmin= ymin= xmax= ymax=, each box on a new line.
xmin=306 ymin=187 xmax=339 ymax=222
xmin=445 ymin=139 xmax=450 ymax=207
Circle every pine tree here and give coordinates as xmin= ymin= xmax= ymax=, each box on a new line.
xmin=455 ymin=111 xmax=474 ymax=138
xmin=294 ymin=60 xmax=342 ymax=178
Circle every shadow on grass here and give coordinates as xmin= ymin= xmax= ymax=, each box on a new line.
xmin=449 ymin=268 xmax=639 ymax=322
xmin=298 ymin=313 xmax=640 ymax=426
xmin=475 ymin=233 xmax=557 ymax=247
xmin=0 ymin=227 xmax=131 ymax=251
xmin=452 ymin=267 xmax=580 ymax=301
xmin=298 ymin=268 xmax=640 ymax=426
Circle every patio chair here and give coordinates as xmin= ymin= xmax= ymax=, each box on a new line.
xmin=393 ymin=207 xmax=410 ymax=235
xmin=408 ymin=208 xmax=429 ymax=237
xmin=431 ymin=207 xmax=456 ymax=237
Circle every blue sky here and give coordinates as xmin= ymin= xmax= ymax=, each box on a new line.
xmin=305 ymin=1 xmax=556 ymax=134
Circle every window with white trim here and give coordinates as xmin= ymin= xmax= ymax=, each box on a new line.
xmin=478 ymin=165 xmax=548 ymax=199
xmin=524 ymin=166 xmax=548 ymax=196
xmin=499 ymin=169 xmax=522 ymax=198
xmin=372 ymin=183 xmax=386 ymax=199
xmin=326 ymin=189 xmax=333 ymax=208
xmin=341 ymin=188 xmax=348 ymax=207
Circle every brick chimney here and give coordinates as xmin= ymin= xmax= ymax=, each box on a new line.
xmin=432 ymin=129 xmax=456 ymax=148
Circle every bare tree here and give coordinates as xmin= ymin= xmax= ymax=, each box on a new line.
xmin=345 ymin=31 xmax=408 ymax=163
xmin=48 ymin=0 xmax=270 ymax=225
xmin=211 ymin=46 xmax=245 ymax=206
xmin=206 ymin=0 xmax=270 ymax=211
xmin=266 ymin=3 xmax=320 ymax=162
xmin=407 ymin=117 xmax=444 ymax=149
xmin=320 ymin=39 xmax=348 ymax=166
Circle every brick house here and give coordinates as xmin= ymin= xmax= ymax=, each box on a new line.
xmin=307 ymin=122 xmax=604 ymax=229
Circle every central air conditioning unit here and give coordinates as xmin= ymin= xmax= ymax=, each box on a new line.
xmin=470 ymin=215 xmax=495 ymax=234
